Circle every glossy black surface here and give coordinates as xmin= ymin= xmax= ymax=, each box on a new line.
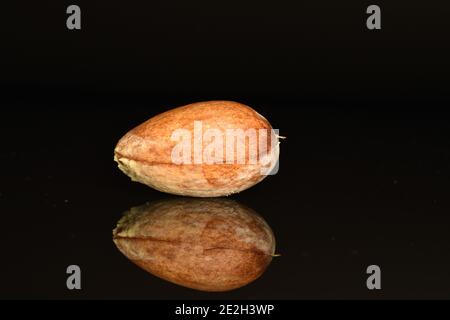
xmin=1 ymin=102 xmax=450 ymax=299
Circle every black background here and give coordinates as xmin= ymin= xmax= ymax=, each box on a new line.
xmin=1 ymin=1 xmax=450 ymax=299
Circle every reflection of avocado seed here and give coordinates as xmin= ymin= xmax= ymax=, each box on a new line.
xmin=113 ymin=198 xmax=276 ymax=292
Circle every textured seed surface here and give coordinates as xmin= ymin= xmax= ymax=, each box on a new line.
xmin=114 ymin=100 xmax=279 ymax=197
xmin=113 ymin=198 xmax=276 ymax=292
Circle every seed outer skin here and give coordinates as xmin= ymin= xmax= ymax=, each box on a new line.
xmin=114 ymin=100 xmax=279 ymax=197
